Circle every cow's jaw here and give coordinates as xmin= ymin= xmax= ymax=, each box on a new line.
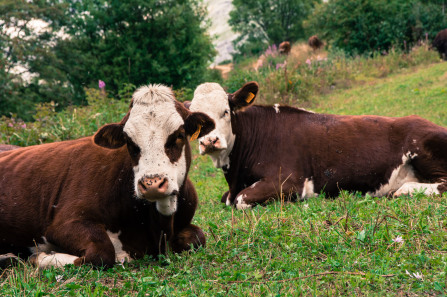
xmin=191 ymin=83 xmax=235 ymax=170
xmin=124 ymin=85 xmax=188 ymax=216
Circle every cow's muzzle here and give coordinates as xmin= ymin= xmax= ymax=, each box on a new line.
xmin=199 ymin=136 xmax=224 ymax=154
xmin=138 ymin=175 xmax=170 ymax=200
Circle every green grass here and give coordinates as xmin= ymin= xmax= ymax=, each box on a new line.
xmin=1 ymin=57 xmax=447 ymax=295
xmin=314 ymin=62 xmax=447 ymax=127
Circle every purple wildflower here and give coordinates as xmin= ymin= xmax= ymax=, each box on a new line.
xmin=98 ymin=80 xmax=106 ymax=89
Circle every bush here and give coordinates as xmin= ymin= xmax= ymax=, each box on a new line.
xmin=307 ymin=0 xmax=447 ymax=56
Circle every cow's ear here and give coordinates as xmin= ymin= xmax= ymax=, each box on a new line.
xmin=183 ymin=101 xmax=191 ymax=110
xmin=94 ymin=124 xmax=126 ymax=149
xmin=229 ymin=81 xmax=259 ymax=112
xmin=185 ymin=112 xmax=215 ymax=141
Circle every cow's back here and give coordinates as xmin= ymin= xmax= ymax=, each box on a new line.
xmin=0 ymin=137 xmax=132 ymax=247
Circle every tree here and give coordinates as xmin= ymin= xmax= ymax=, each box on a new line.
xmin=307 ymin=0 xmax=447 ymax=56
xmin=59 ymin=0 xmax=215 ymax=96
xmin=229 ymin=0 xmax=321 ymax=58
xmin=0 ymin=0 xmax=215 ymax=120
xmin=0 ymin=0 xmax=71 ymax=120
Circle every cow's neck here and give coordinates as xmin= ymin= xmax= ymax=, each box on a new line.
xmin=225 ymin=106 xmax=273 ymax=187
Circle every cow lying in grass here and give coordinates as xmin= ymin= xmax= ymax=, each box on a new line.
xmin=0 ymin=84 xmax=214 ymax=269
xmin=188 ymin=81 xmax=447 ymax=209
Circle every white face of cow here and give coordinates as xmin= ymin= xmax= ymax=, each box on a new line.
xmin=190 ymin=83 xmax=235 ymax=169
xmin=189 ymin=81 xmax=259 ymax=171
xmin=123 ymin=85 xmax=186 ymax=215
xmin=94 ymin=84 xmax=215 ymax=216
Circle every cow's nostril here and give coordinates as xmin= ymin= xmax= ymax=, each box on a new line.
xmin=139 ymin=180 xmax=147 ymax=190
xmin=212 ymin=138 xmax=218 ymax=144
xmin=159 ymin=178 xmax=167 ymax=189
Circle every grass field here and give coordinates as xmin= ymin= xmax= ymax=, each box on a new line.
xmin=1 ymin=60 xmax=447 ymax=296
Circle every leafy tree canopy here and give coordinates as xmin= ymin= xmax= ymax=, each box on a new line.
xmin=0 ymin=0 xmax=215 ymax=120
xmin=229 ymin=0 xmax=321 ymax=58
xmin=307 ymin=0 xmax=447 ymax=56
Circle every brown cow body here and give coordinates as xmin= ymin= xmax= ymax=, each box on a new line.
xmin=190 ymin=82 xmax=447 ymax=209
xmin=308 ymin=35 xmax=323 ymax=51
xmin=432 ymin=29 xmax=447 ymax=60
xmin=279 ymin=41 xmax=291 ymax=55
xmin=0 ymin=84 xmax=214 ymax=268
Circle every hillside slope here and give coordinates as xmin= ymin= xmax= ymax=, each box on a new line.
xmin=315 ymin=62 xmax=447 ymax=126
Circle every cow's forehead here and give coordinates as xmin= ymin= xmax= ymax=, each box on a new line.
xmin=191 ymin=83 xmax=229 ymax=113
xmin=124 ymin=84 xmax=184 ymax=137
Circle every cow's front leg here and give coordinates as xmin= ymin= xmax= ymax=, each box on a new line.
xmin=170 ymin=224 xmax=206 ymax=253
xmin=42 ymin=220 xmax=116 ymax=269
xmin=233 ymin=178 xmax=297 ymax=209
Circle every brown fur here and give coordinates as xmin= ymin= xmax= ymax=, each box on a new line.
xmin=219 ymin=83 xmax=447 ymax=206
xmin=432 ymin=29 xmax=447 ymax=60
xmin=308 ymin=35 xmax=323 ymax=51
xmin=0 ymin=97 xmax=214 ymax=268
xmin=279 ymin=41 xmax=291 ymax=55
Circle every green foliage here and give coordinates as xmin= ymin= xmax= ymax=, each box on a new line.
xmin=60 ymin=0 xmax=215 ymax=95
xmin=307 ymin=0 xmax=447 ymax=56
xmin=0 ymin=88 xmax=128 ymax=146
xmin=229 ymin=0 xmax=321 ymax=59
xmin=0 ymin=0 xmax=215 ymax=121
xmin=225 ymin=44 xmax=440 ymax=107
xmin=0 ymin=0 xmax=73 ymax=121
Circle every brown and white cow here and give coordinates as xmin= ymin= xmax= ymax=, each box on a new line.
xmin=0 ymin=84 xmax=214 ymax=269
xmin=189 ymin=81 xmax=447 ymax=209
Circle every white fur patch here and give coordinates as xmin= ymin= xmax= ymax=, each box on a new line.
xmin=235 ymin=194 xmax=251 ymax=209
xmin=124 ymin=85 xmax=186 ymax=210
xmin=368 ymin=152 xmax=419 ymax=197
xmin=250 ymin=181 xmax=260 ymax=189
xmin=225 ymin=193 xmax=232 ymax=206
xmin=273 ymin=104 xmax=280 ymax=113
xmin=301 ymin=178 xmax=316 ymax=199
xmin=156 ymin=195 xmax=178 ymax=216
xmin=107 ymin=230 xmax=132 ymax=263
xmin=33 ymin=252 xmax=78 ymax=269
xmin=190 ymin=83 xmax=235 ymax=169
xmin=394 ymin=182 xmax=441 ymax=197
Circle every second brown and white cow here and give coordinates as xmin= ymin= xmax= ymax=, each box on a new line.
xmin=0 ymin=84 xmax=215 ymax=269
xmin=189 ymin=81 xmax=447 ymax=209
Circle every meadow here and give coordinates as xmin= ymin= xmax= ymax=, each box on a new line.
xmin=0 ymin=45 xmax=447 ymax=296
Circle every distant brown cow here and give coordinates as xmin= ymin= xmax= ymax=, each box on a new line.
xmin=279 ymin=41 xmax=291 ymax=55
xmin=308 ymin=35 xmax=323 ymax=51
xmin=0 ymin=84 xmax=215 ymax=269
xmin=432 ymin=29 xmax=447 ymax=60
xmin=190 ymin=81 xmax=447 ymax=209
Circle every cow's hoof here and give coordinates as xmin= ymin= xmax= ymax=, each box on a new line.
xmin=0 ymin=253 xmax=19 ymax=269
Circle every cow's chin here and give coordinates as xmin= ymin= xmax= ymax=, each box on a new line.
xmin=155 ymin=195 xmax=178 ymax=216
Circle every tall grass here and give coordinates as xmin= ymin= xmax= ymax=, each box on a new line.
xmin=224 ymin=43 xmax=441 ymax=107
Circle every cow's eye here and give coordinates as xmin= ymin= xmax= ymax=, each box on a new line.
xmin=222 ymin=110 xmax=230 ymax=118
xmin=177 ymin=132 xmax=186 ymax=140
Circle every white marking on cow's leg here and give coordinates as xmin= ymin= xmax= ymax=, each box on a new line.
xmin=33 ymin=252 xmax=78 ymax=269
xmin=301 ymin=178 xmax=316 ymax=200
xmin=235 ymin=194 xmax=252 ymax=209
xmin=250 ymin=181 xmax=260 ymax=189
xmin=156 ymin=195 xmax=178 ymax=216
xmin=273 ymin=104 xmax=280 ymax=113
xmin=28 ymin=237 xmax=60 ymax=255
xmin=368 ymin=152 xmax=419 ymax=197
xmin=394 ymin=182 xmax=441 ymax=197
xmin=225 ymin=193 xmax=232 ymax=206
xmin=107 ymin=231 xmax=132 ymax=263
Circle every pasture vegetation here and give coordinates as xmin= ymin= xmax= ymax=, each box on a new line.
xmin=1 ymin=45 xmax=447 ymax=295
